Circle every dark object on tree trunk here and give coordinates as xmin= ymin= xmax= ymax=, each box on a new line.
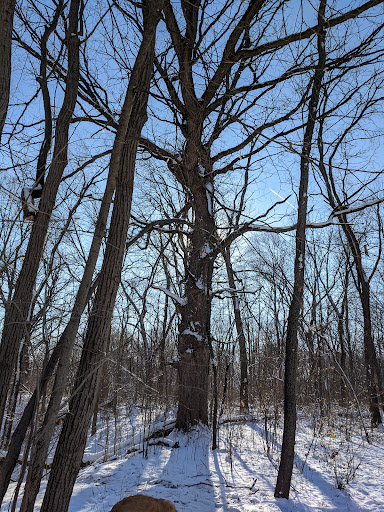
xmin=21 ymin=186 xmax=43 ymax=221
xmin=21 ymin=188 xmax=37 ymax=221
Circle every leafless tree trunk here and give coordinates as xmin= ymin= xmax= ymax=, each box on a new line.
xmin=0 ymin=0 xmax=81 ymax=427
xmin=318 ymin=163 xmax=384 ymax=426
xmin=223 ymin=248 xmax=249 ymax=414
xmin=0 ymin=0 xmax=15 ymax=141
xmin=143 ymin=0 xmax=383 ymax=431
xmin=340 ymin=228 xmax=383 ymax=427
xmin=158 ymin=0 xmax=266 ymax=431
xmin=275 ymin=0 xmax=326 ymax=498
xmin=40 ymin=3 xmax=162 ymax=510
xmin=17 ymin=3 xmax=164 ymax=506
xmin=158 ymin=251 xmax=174 ymax=396
xmin=0 ymin=13 xmax=152 ymax=501
xmin=174 ymin=174 xmax=214 ymax=428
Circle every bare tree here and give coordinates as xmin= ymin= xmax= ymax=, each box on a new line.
xmin=39 ymin=2 xmax=163 ymax=510
xmin=317 ymin=112 xmax=384 ymax=427
xmin=139 ymin=0 xmax=384 ymax=431
xmin=222 ymin=248 xmax=249 ymax=414
xmin=0 ymin=0 xmax=82 ymax=427
xmin=0 ymin=0 xmax=15 ymax=141
xmin=0 ymin=1 xmax=383 ymax=507
xmin=274 ymin=0 xmax=327 ymax=498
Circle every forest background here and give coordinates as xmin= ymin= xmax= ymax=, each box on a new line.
xmin=0 ymin=0 xmax=384 ymax=510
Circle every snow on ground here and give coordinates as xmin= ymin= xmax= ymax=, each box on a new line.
xmin=2 ymin=410 xmax=384 ymax=511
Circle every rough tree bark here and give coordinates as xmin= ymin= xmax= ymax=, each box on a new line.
xmin=40 ymin=3 xmax=162 ymax=511
xmin=160 ymin=0 xmax=215 ymax=430
xmin=0 ymin=0 xmax=81 ymax=427
xmin=141 ymin=0 xmax=381 ymax=431
xmin=16 ymin=4 xmax=165 ymax=509
xmin=160 ymin=0 xmax=264 ymax=431
xmin=0 ymin=0 xmax=15 ymax=141
xmin=174 ymin=160 xmax=215 ymax=429
xmin=16 ymin=51 xmax=153 ymax=512
xmin=0 ymin=3 xmax=155 ymax=499
xmin=274 ymin=0 xmax=326 ymax=499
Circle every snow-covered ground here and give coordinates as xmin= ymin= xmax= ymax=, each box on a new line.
xmin=2 ymin=410 xmax=384 ymax=511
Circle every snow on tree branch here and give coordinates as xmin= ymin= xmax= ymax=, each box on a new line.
xmin=222 ymin=196 xmax=384 ymax=248
xmin=153 ymin=286 xmax=187 ymax=306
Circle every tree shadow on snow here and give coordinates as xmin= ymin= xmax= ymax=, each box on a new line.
xmin=248 ymin=422 xmax=365 ymax=512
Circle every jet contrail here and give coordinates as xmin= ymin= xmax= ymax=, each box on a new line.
xmin=269 ymin=188 xmax=297 ymax=210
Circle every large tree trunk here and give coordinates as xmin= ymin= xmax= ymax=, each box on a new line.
xmin=161 ymin=0 xmax=267 ymax=431
xmin=0 ymin=0 xmax=81 ymax=427
xmin=274 ymin=0 xmax=326 ymax=499
xmin=175 ymin=169 xmax=215 ymax=429
xmin=0 ymin=0 xmax=15 ymax=141
xmin=40 ymin=5 xmax=161 ymax=511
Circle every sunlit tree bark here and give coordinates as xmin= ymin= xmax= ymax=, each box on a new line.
xmin=40 ymin=3 xmax=163 ymax=510
xmin=275 ymin=0 xmax=327 ymax=498
xmin=0 ymin=0 xmax=81 ymax=429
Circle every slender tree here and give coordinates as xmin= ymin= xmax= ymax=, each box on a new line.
xmin=0 ymin=0 xmax=82 ymax=427
xmin=0 ymin=0 xmax=15 ymax=141
xmin=275 ymin=0 xmax=327 ymax=498
xmin=40 ymin=2 xmax=163 ymax=510
xmin=223 ymin=248 xmax=249 ymax=413
xmin=317 ymin=119 xmax=384 ymax=427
